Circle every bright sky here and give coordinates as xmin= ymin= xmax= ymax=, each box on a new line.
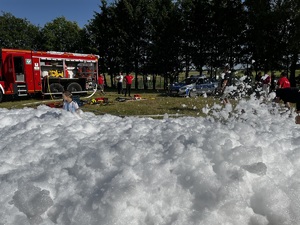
xmin=1 ymin=90 xmax=300 ymax=224
xmin=0 ymin=0 xmax=104 ymax=28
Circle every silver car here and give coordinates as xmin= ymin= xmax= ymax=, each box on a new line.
xmin=178 ymin=77 xmax=219 ymax=97
xmin=168 ymin=75 xmax=204 ymax=96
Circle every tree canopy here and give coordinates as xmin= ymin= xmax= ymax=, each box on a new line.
xmin=1 ymin=0 xmax=300 ymax=87
xmin=0 ymin=12 xmax=40 ymax=50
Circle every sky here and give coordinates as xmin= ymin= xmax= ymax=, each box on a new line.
xmin=0 ymin=0 xmax=105 ymax=28
xmin=1 ymin=89 xmax=300 ymax=225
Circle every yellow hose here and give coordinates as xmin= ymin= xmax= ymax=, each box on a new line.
xmin=46 ymin=76 xmax=97 ymax=100
xmin=47 ymin=76 xmax=54 ymax=100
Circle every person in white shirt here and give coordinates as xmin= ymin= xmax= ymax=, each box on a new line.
xmin=261 ymin=73 xmax=271 ymax=97
xmin=115 ymin=72 xmax=124 ymax=94
xmin=62 ymin=90 xmax=79 ymax=113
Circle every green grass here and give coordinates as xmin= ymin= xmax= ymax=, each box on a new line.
xmin=0 ymin=88 xmax=225 ymax=118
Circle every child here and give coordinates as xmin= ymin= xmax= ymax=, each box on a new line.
xmin=62 ymin=90 xmax=79 ymax=113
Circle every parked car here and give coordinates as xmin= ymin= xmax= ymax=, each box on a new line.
xmin=178 ymin=77 xmax=219 ymax=97
xmin=168 ymin=75 xmax=205 ymax=96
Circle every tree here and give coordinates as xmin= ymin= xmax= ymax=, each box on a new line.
xmin=87 ymin=0 xmax=125 ymax=86
xmin=0 ymin=12 xmax=40 ymax=50
xmin=113 ymin=0 xmax=154 ymax=88
xmin=189 ymin=0 xmax=212 ymax=75
xmin=277 ymin=0 xmax=300 ymax=86
xmin=178 ymin=0 xmax=195 ymax=78
xmin=149 ymin=0 xmax=183 ymax=88
xmin=40 ymin=17 xmax=81 ymax=52
xmin=207 ymin=0 xmax=245 ymax=72
xmin=244 ymin=0 xmax=285 ymax=73
xmin=244 ymin=0 xmax=300 ymax=83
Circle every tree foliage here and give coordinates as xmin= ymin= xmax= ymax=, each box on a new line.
xmin=1 ymin=0 xmax=300 ymax=88
xmin=39 ymin=17 xmax=81 ymax=52
xmin=0 ymin=12 xmax=40 ymax=50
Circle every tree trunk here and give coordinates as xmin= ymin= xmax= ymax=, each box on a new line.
xmin=164 ymin=73 xmax=169 ymax=90
xmin=152 ymin=74 xmax=156 ymax=90
xmin=290 ymin=52 xmax=298 ymax=87
xmin=110 ymin=73 xmax=115 ymax=88
xmin=134 ymin=59 xmax=139 ymax=89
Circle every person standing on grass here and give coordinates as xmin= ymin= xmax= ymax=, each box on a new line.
xmin=220 ymin=64 xmax=232 ymax=104
xmin=274 ymin=88 xmax=300 ymax=124
xmin=276 ymin=71 xmax=291 ymax=109
xmin=274 ymin=87 xmax=300 ymax=111
xmin=124 ymin=73 xmax=134 ymax=97
xmin=261 ymin=73 xmax=271 ymax=97
xmin=255 ymin=72 xmax=262 ymax=88
xmin=270 ymin=72 xmax=276 ymax=92
xmin=98 ymin=74 xmax=105 ymax=95
xmin=115 ymin=72 xmax=124 ymax=94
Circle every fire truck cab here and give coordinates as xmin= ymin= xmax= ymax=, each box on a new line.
xmin=0 ymin=48 xmax=99 ymax=102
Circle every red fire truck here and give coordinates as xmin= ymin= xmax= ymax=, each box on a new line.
xmin=0 ymin=48 xmax=99 ymax=102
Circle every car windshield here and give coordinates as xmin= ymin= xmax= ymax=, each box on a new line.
xmin=181 ymin=77 xmax=199 ymax=85
xmin=196 ymin=78 xmax=210 ymax=84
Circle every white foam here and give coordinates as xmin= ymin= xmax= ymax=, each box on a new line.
xmin=0 ymin=97 xmax=300 ymax=224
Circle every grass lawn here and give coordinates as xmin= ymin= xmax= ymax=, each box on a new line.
xmin=0 ymin=88 xmax=226 ymax=118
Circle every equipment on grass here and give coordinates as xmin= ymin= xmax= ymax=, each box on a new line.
xmin=90 ymin=97 xmax=109 ymax=104
xmin=134 ymin=94 xmax=141 ymax=100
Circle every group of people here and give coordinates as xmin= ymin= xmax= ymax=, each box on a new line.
xmin=96 ymin=72 xmax=134 ymax=97
xmin=115 ymin=73 xmax=134 ymax=97
xmin=253 ymin=71 xmax=292 ymax=96
xmin=220 ymin=65 xmax=300 ymax=123
xmin=253 ymin=71 xmax=294 ymax=110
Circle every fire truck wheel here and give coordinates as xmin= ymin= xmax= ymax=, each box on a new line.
xmin=67 ymin=82 xmax=82 ymax=92
xmin=0 ymin=91 xmax=3 ymax=103
xmin=49 ymin=83 xmax=64 ymax=93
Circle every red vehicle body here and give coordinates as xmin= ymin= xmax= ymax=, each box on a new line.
xmin=0 ymin=48 xmax=99 ymax=102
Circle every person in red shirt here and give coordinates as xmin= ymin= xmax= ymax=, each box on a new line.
xmin=277 ymin=71 xmax=290 ymax=89
xmin=97 ymin=74 xmax=105 ymax=94
xmin=124 ymin=73 xmax=134 ymax=97
xmin=277 ymin=71 xmax=291 ymax=108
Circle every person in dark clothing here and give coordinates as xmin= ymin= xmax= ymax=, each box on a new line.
xmin=275 ymin=87 xmax=300 ymax=112
xmin=270 ymin=72 xmax=276 ymax=92
xmin=255 ymin=72 xmax=262 ymax=84
xmin=220 ymin=65 xmax=232 ymax=104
